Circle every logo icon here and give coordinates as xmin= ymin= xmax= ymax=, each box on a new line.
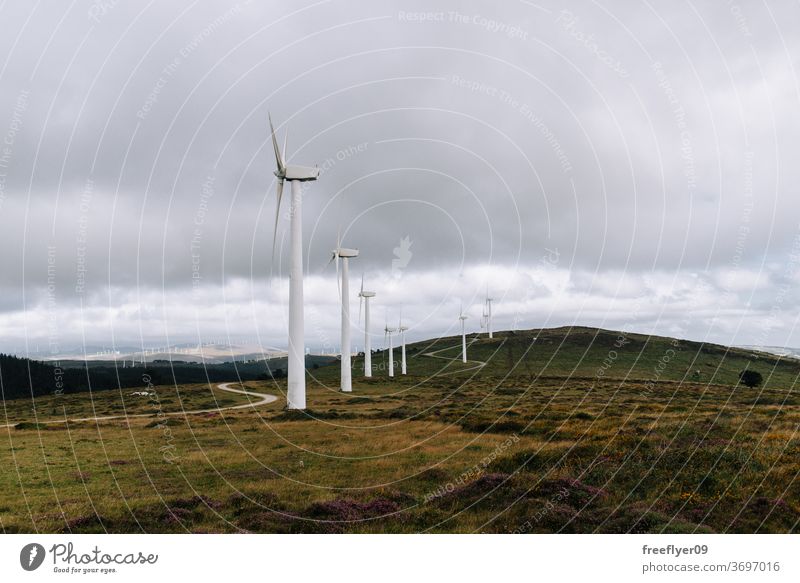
xmin=391 ymin=236 xmax=413 ymax=278
xmin=20 ymin=543 xmax=46 ymax=571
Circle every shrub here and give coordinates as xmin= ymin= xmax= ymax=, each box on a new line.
xmin=739 ymin=370 xmax=763 ymax=388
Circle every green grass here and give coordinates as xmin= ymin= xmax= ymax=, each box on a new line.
xmin=1 ymin=326 xmax=798 ymax=533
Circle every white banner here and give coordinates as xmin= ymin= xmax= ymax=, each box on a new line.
xmin=0 ymin=534 xmax=796 ymax=582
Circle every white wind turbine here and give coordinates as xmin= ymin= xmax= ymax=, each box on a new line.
xmin=358 ymin=275 xmax=376 ymax=377
xmin=485 ymin=287 xmax=494 ymax=339
xmin=384 ymin=318 xmax=397 ymax=378
xmin=269 ymin=114 xmax=320 ymax=410
xmin=329 ymin=235 xmax=359 ymax=392
xmin=459 ymin=304 xmax=469 ymax=364
xmin=398 ymin=312 xmax=409 ymax=375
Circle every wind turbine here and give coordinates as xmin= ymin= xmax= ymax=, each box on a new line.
xmin=459 ymin=304 xmax=468 ymax=364
xmin=358 ymin=275 xmax=376 ymax=377
xmin=269 ymin=114 xmax=320 ymax=410
xmin=398 ymin=312 xmax=409 ymax=375
xmin=384 ymin=318 xmax=397 ymax=378
xmin=329 ymin=237 xmax=359 ymax=392
xmin=485 ymin=288 xmax=494 ymax=339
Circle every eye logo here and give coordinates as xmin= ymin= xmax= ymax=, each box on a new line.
xmin=20 ymin=543 xmax=46 ymax=571
xmin=391 ymin=236 xmax=413 ymax=278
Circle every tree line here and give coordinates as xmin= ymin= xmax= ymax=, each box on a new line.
xmin=0 ymin=353 xmax=283 ymax=401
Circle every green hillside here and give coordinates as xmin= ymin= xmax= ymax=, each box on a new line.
xmin=1 ymin=326 xmax=798 ymax=534
xmin=353 ymin=326 xmax=800 ymax=389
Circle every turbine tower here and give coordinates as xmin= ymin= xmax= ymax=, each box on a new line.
xmin=459 ymin=305 xmax=468 ymax=364
xmin=358 ymin=275 xmax=376 ymax=377
xmin=485 ymin=289 xmax=494 ymax=339
xmin=269 ymin=114 xmax=320 ymax=410
xmin=398 ymin=313 xmax=409 ymax=375
xmin=384 ymin=320 xmax=397 ymax=377
xmin=330 ymin=239 xmax=359 ymax=392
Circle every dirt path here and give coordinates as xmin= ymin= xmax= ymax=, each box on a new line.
xmin=421 ymin=338 xmax=488 ymax=375
xmin=0 ymin=382 xmax=278 ymax=429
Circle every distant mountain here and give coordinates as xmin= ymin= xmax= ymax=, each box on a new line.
xmin=737 ymin=345 xmax=800 ymax=360
xmin=0 ymin=353 xmax=335 ymax=401
xmin=39 ymin=342 xmax=287 ymax=365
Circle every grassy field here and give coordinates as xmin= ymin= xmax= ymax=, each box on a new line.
xmin=1 ymin=327 xmax=798 ymax=533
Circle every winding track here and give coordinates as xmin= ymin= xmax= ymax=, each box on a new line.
xmin=4 ymin=347 xmax=481 ymax=430
xmin=0 ymin=382 xmax=278 ymax=429
xmin=420 ymin=338 xmax=488 ymax=374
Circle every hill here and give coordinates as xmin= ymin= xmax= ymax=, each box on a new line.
xmin=1 ymin=326 xmax=797 ymax=534
xmin=353 ymin=326 xmax=800 ymax=389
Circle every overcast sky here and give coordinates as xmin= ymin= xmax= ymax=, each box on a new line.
xmin=1 ymin=0 xmax=799 ymax=356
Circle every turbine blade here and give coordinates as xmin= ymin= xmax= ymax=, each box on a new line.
xmin=282 ymin=128 xmax=288 ymax=168
xmin=271 ymin=179 xmax=284 ymax=265
xmin=268 ymin=113 xmax=285 ymax=172
xmin=336 ymin=254 xmax=341 ymax=302
xmin=360 ymin=273 xmax=364 ymax=295
xmin=358 ymin=295 xmax=363 ymax=325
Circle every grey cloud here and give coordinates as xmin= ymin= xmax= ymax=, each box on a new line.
xmin=1 ymin=0 xmax=799 ymax=351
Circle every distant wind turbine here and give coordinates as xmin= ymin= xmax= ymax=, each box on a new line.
xmin=384 ymin=318 xmax=397 ymax=378
xmin=329 ymin=234 xmax=359 ymax=392
xmin=269 ymin=114 xmax=320 ymax=410
xmin=358 ymin=275 xmax=376 ymax=377
xmin=459 ymin=304 xmax=468 ymax=363
xmin=398 ymin=312 xmax=408 ymax=375
xmin=485 ymin=286 xmax=494 ymax=339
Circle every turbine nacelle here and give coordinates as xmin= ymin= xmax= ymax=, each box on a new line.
xmin=332 ymin=247 xmax=359 ymax=259
xmin=359 ymin=290 xmax=376 ymax=298
xmin=276 ymin=165 xmax=320 ymax=182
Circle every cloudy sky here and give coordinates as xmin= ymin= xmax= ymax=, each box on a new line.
xmin=0 ymin=0 xmax=799 ymax=356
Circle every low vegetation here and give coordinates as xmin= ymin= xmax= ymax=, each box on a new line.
xmin=1 ymin=327 xmax=797 ymax=533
